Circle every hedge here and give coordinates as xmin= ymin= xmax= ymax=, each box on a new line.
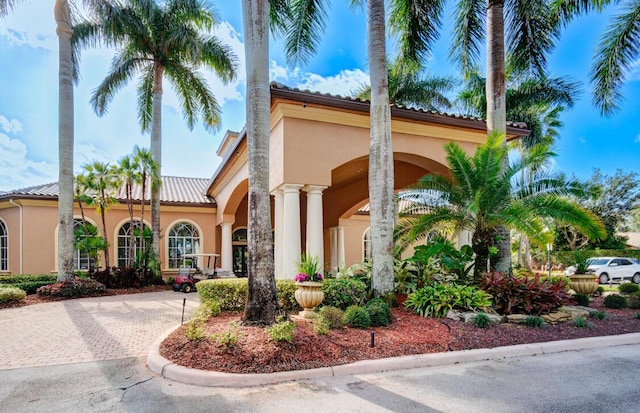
xmin=196 ymin=278 xmax=301 ymax=313
xmin=0 ymin=274 xmax=57 ymax=285
xmin=0 ymin=287 xmax=27 ymax=303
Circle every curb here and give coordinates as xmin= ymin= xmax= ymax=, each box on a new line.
xmin=147 ymin=327 xmax=640 ymax=388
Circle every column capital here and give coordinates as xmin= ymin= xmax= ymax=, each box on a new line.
xmin=220 ymin=222 xmax=233 ymax=228
xmin=280 ymin=183 xmax=304 ymax=194
xmin=302 ymin=185 xmax=328 ymax=194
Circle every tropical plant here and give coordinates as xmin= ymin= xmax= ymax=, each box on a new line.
xmin=73 ymin=0 xmax=238 ymax=263
xmin=115 ymin=154 xmax=140 ymax=266
xmin=407 ymin=236 xmax=475 ymax=283
xmin=553 ymin=0 xmax=640 ymax=115
xmin=132 ymin=146 xmax=159 ymax=255
xmin=295 ymin=254 xmax=323 ymax=282
xmin=343 ymin=305 xmax=372 ymax=328
xmin=404 ymin=283 xmax=492 ymax=318
xmin=395 ymin=132 xmax=606 ymax=279
xmin=472 ymin=312 xmax=490 ymax=328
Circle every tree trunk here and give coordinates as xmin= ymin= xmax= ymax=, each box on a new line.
xmin=151 ymin=65 xmax=163 ymax=266
xmin=140 ymin=171 xmax=146 ymax=254
xmin=241 ymin=0 xmax=279 ymax=325
xmin=127 ymin=183 xmax=134 ymax=266
xmin=100 ymin=184 xmax=110 ymax=271
xmin=55 ymin=0 xmax=75 ymax=282
xmin=472 ymin=228 xmax=493 ymax=282
xmin=486 ymin=0 xmax=510 ymax=274
xmin=367 ymin=0 xmax=395 ymax=298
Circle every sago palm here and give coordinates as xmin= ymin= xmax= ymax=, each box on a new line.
xmin=72 ymin=0 xmax=238 ymax=261
xmin=395 ymin=132 xmax=606 ymax=280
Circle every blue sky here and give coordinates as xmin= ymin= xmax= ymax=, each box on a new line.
xmin=0 ymin=1 xmax=638 ymax=192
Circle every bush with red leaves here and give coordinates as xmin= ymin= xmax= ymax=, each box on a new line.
xmin=480 ymin=272 xmax=570 ymax=315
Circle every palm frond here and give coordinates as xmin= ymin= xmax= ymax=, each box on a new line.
xmin=284 ymin=0 xmax=328 ymax=65
xmin=551 ymin=0 xmax=615 ymax=25
xmin=91 ymin=51 xmax=147 ymax=116
xmin=450 ymin=0 xmax=485 ymax=76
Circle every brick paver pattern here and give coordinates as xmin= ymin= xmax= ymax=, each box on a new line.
xmin=0 ymin=291 xmax=199 ymax=370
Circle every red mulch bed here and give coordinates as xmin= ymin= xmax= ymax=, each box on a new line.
xmin=0 ymin=284 xmax=171 ymax=309
xmin=161 ymin=296 xmax=640 ymax=374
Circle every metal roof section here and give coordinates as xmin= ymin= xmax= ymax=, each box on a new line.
xmin=0 ymin=176 xmax=215 ymax=206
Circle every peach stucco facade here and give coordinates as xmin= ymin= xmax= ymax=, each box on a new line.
xmin=0 ymin=84 xmax=527 ymax=277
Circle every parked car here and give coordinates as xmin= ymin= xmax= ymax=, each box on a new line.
xmin=584 ymin=257 xmax=640 ymax=284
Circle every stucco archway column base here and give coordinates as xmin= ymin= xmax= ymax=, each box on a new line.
xmin=282 ymin=184 xmax=304 ymax=279
xmin=303 ymin=185 xmax=327 ymax=274
xmin=329 ymin=226 xmax=346 ymax=275
xmin=220 ymin=222 xmax=234 ymax=273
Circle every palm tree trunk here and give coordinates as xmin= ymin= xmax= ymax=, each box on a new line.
xmin=140 ymin=172 xmax=146 ymax=256
xmin=367 ymin=0 xmax=395 ymax=297
xmin=150 ymin=65 xmax=163 ymax=266
xmin=127 ymin=183 xmax=134 ymax=266
xmin=242 ymin=0 xmax=279 ymax=325
xmin=55 ymin=0 xmax=75 ymax=282
xmin=486 ymin=0 xmax=510 ymax=274
xmin=100 ymin=185 xmax=110 ymax=271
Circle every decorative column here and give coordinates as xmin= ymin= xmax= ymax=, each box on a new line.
xmin=457 ymin=229 xmax=472 ymax=249
xmin=304 ymin=185 xmax=327 ymax=272
xmin=282 ymin=184 xmax=303 ymax=279
xmin=329 ymin=226 xmax=346 ymax=274
xmin=220 ymin=223 xmax=233 ymax=273
xmin=272 ymin=189 xmax=284 ymax=278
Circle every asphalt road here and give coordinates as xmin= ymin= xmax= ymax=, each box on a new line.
xmin=1 ymin=344 xmax=639 ymax=413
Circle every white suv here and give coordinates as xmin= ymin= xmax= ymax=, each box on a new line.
xmin=586 ymin=257 xmax=640 ymax=284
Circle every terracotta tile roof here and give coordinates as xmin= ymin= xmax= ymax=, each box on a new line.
xmin=1 ymin=176 xmax=215 ymax=206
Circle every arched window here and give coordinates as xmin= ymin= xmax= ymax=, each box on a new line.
xmin=117 ymin=221 xmax=150 ymax=267
xmin=73 ymin=219 xmax=98 ymax=271
xmin=363 ymin=227 xmax=371 ymax=261
xmin=168 ymin=222 xmax=200 ymax=268
xmin=232 ymin=228 xmax=247 ymax=242
xmin=0 ymin=220 xmax=7 ymax=271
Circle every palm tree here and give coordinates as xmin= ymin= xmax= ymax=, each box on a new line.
xmin=450 ymin=0 xmax=559 ymax=273
xmin=133 ymin=146 xmax=159 ymax=257
xmin=240 ymin=0 xmax=281 ymax=325
xmin=552 ymin=0 xmax=640 ymax=115
xmin=73 ymin=0 xmax=238 ymax=263
xmin=116 ymin=154 xmax=140 ymax=266
xmin=395 ymin=132 xmax=606 ymax=280
xmin=354 ymin=64 xmax=455 ymax=111
xmin=77 ymin=161 xmax=118 ymax=271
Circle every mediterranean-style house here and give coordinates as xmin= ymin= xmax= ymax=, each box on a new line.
xmin=0 ymin=83 xmax=527 ymax=278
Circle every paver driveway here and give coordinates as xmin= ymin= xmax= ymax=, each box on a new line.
xmin=0 ymin=291 xmax=199 ymax=370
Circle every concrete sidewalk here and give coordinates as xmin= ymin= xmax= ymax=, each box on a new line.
xmin=0 ymin=291 xmax=199 ymax=370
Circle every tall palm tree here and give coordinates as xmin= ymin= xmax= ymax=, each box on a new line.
xmin=552 ymin=0 xmax=640 ymax=115
xmin=73 ymin=0 xmax=238 ymax=263
xmin=354 ymin=64 xmax=455 ymax=111
xmin=241 ymin=0 xmax=281 ymax=325
xmin=450 ymin=0 xmax=559 ymax=273
xmin=395 ymin=132 xmax=606 ymax=280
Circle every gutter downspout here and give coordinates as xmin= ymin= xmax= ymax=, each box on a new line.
xmin=8 ymin=199 xmax=23 ymax=274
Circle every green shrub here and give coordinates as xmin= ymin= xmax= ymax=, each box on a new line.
xmin=0 ymin=274 xmax=57 ymax=285
xmin=595 ymin=286 xmax=605 ymax=296
xmin=266 ymin=320 xmax=296 ymax=343
xmin=343 ymin=305 xmax=371 ymax=328
xmin=183 ymin=321 xmax=204 ymax=341
xmin=524 ymin=316 xmax=545 ymax=328
xmin=199 ymin=300 xmax=222 ymax=318
xmin=628 ymin=291 xmax=640 ymax=309
xmin=604 ymin=294 xmax=628 ymax=309
xmin=36 ymin=279 xmax=106 ymax=297
xmin=635 ymin=313 xmax=640 ymax=320
xmin=317 ymin=306 xmax=344 ymax=329
xmin=574 ymin=293 xmax=590 ymax=307
xmin=480 ymin=272 xmax=570 ymax=315
xmin=12 ymin=281 xmax=55 ymax=295
xmin=574 ymin=316 xmax=594 ymax=329
xmin=0 ymin=287 xmax=26 ymax=303
xmin=366 ymin=298 xmax=392 ymax=327
xmin=593 ymin=311 xmax=606 ymax=320
xmin=618 ymin=283 xmax=640 ymax=294
xmin=211 ymin=322 xmax=241 ymax=350
xmin=322 ymin=278 xmax=367 ymax=310
xmin=472 ymin=312 xmax=490 ymax=328
xmin=404 ymin=283 xmax=492 ymax=318
xmin=166 ymin=277 xmax=175 ymax=286
xmin=315 ymin=318 xmax=330 ymax=335
xmin=196 ymin=279 xmax=300 ymax=313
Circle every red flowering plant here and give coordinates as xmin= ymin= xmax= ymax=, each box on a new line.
xmin=295 ymin=254 xmax=323 ymax=283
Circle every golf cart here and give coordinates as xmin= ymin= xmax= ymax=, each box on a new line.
xmin=172 ymin=253 xmax=220 ymax=293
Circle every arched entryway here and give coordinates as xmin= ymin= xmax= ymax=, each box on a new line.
xmin=232 ymin=228 xmax=248 ymax=277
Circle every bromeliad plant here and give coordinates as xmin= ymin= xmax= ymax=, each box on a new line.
xmin=295 ymin=254 xmax=323 ymax=283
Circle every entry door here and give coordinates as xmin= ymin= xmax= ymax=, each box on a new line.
xmin=232 ymin=245 xmax=248 ymax=277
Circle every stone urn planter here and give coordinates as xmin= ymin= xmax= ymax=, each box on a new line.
xmin=294 ymin=281 xmax=324 ymax=318
xmin=569 ymin=273 xmax=599 ymax=295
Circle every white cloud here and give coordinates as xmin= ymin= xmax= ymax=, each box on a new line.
xmin=0 ymin=1 xmax=56 ymax=50
xmin=0 ymin=116 xmax=23 ymax=134
xmin=75 ymin=143 xmax=113 ymax=169
xmin=268 ymin=61 xmax=370 ymax=97
xmin=578 ymin=137 xmax=587 ymax=144
xmin=0 ymin=132 xmax=57 ymax=191
xmin=635 ymin=135 xmax=640 ymax=143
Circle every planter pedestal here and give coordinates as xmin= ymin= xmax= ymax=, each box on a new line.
xmin=294 ymin=281 xmax=324 ymax=318
xmin=569 ymin=274 xmax=599 ymax=295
